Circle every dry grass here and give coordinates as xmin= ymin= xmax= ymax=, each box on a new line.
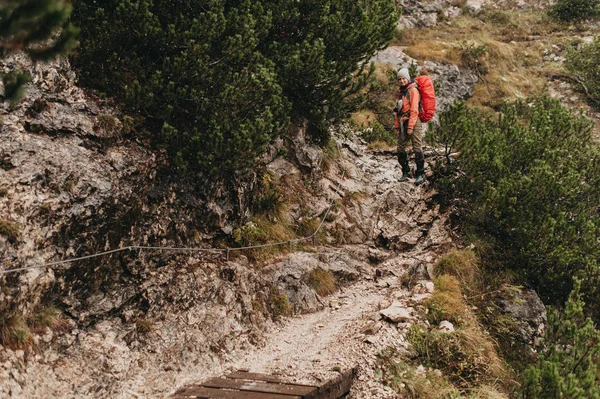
xmin=232 ymin=215 xmax=296 ymax=262
xmin=377 ymin=352 xmax=461 ymax=398
xmin=434 ymin=249 xmax=480 ymax=292
xmin=308 ymin=268 xmax=337 ymax=296
xmin=425 ymin=275 xmax=473 ymax=327
xmin=399 ymin=10 xmax=573 ymax=111
xmin=28 ymin=306 xmax=70 ymax=334
xmin=1 ymin=317 xmax=33 ymax=350
xmin=0 ymin=219 xmax=20 ymax=243
xmin=135 ymin=318 xmax=153 ymax=334
xmin=269 ymin=289 xmax=292 ymax=317
xmin=351 ymin=109 xmax=378 ymax=128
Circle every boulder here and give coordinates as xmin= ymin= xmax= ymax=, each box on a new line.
xmin=496 ymin=287 xmax=547 ymax=346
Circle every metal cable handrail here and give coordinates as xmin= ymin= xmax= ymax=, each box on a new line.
xmin=0 ymin=168 xmax=348 ymax=276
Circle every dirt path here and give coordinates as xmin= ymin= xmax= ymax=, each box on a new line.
xmin=176 ymin=247 xmax=437 ymax=399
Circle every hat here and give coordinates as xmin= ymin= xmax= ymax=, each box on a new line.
xmin=397 ymin=68 xmax=411 ymax=80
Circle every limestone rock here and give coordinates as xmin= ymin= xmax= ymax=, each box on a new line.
xmin=495 ymin=287 xmax=547 ymax=346
xmin=380 ymin=303 xmax=413 ymax=323
xmin=438 ymin=320 xmax=455 ymax=333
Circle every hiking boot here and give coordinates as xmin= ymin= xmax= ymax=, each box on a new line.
xmin=398 ymin=171 xmax=412 ymax=182
xmin=414 ymin=151 xmax=425 ymax=186
xmin=398 ymin=151 xmax=411 ymax=182
xmin=415 ymin=173 xmax=425 ymax=185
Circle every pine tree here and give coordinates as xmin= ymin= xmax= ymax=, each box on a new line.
xmin=566 ymin=35 xmax=600 ymax=104
xmin=71 ymin=0 xmax=398 ymax=177
xmin=0 ymin=0 xmax=79 ymax=103
xmin=440 ymin=97 xmax=600 ymax=312
xmin=520 ymin=280 xmax=600 ymax=399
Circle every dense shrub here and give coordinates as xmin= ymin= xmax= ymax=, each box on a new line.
xmin=520 ymin=280 xmax=600 ymax=399
xmin=548 ymin=0 xmax=600 ymax=22
xmin=1 ymin=0 xmax=78 ymax=103
xmin=439 ymin=97 xmax=600 ymax=312
xmin=566 ymin=36 xmax=600 ymax=104
xmin=72 ymin=0 xmax=398 ymax=177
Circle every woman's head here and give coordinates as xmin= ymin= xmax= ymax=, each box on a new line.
xmin=397 ymin=67 xmax=410 ymax=86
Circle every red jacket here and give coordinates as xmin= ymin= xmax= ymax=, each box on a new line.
xmin=396 ymin=82 xmax=420 ymax=131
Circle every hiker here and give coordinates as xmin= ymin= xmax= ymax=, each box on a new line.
xmin=394 ymin=67 xmax=426 ymax=185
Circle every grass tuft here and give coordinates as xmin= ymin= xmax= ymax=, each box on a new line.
xmin=269 ymin=289 xmax=292 ymax=317
xmin=434 ymin=249 xmax=480 ymax=292
xmin=0 ymin=317 xmax=33 ymax=350
xmin=0 ymin=219 xmax=20 ymax=243
xmin=308 ymin=268 xmax=337 ymax=296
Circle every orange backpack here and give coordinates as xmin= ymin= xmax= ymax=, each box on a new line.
xmin=414 ymin=75 xmax=436 ymax=123
xmin=396 ymin=76 xmax=437 ymax=124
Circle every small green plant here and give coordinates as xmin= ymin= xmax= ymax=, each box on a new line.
xmin=566 ymin=36 xmax=600 ymax=104
xmin=460 ymin=41 xmax=489 ymax=76
xmin=361 ymin=119 xmax=396 ymax=146
xmin=407 ymin=324 xmax=504 ymax=388
xmin=308 ymin=268 xmax=337 ymax=296
xmin=94 ymin=114 xmax=120 ymax=136
xmin=426 ymin=101 xmax=480 ymax=168
xmin=0 ymin=219 xmax=20 ymax=243
xmin=377 ymin=349 xmax=461 ymax=398
xmin=269 ymin=289 xmax=292 ymax=317
xmin=0 ymin=317 xmax=33 ymax=349
xmin=252 ymin=172 xmax=285 ymax=220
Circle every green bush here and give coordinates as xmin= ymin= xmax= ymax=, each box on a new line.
xmin=520 ymin=280 xmax=600 ymax=399
xmin=360 ymin=119 xmax=396 ymax=145
xmin=441 ymin=97 xmax=600 ymax=312
xmin=566 ymin=36 xmax=600 ymax=104
xmin=72 ymin=0 xmax=398 ymax=177
xmin=549 ymin=0 xmax=600 ymax=22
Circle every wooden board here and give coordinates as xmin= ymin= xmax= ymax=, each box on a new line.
xmin=173 ymin=386 xmax=301 ymax=399
xmin=202 ymin=378 xmax=317 ymax=396
xmin=172 ymin=368 xmax=355 ymax=399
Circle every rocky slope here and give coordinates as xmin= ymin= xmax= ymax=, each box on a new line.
xmin=0 ymin=42 xmax=479 ymax=396
xmin=2 ymin=0 xmax=578 ymax=396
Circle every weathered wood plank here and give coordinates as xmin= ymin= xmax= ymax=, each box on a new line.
xmin=202 ymin=378 xmax=317 ymax=396
xmin=172 ymin=386 xmax=302 ymax=399
xmin=303 ymin=368 xmax=357 ymax=399
xmin=225 ymin=371 xmax=319 ymax=389
xmin=225 ymin=371 xmax=284 ymax=383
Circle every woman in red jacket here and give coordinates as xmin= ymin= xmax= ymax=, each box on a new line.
xmin=394 ymin=68 xmax=425 ymax=185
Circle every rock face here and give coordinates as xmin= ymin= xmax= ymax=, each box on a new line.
xmin=496 ymin=288 xmax=547 ymax=346
xmin=0 ymin=54 xmax=153 ymax=319
xmin=397 ymin=0 xmax=554 ymax=29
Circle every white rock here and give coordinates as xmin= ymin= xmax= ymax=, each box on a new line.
xmin=439 ymin=320 xmax=455 ymax=333
xmin=380 ymin=304 xmax=413 ymax=323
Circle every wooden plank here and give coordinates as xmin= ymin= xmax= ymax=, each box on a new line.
xmin=303 ymin=368 xmax=357 ymax=399
xmin=202 ymin=378 xmax=317 ymax=396
xmin=225 ymin=371 xmax=284 ymax=383
xmin=225 ymin=371 xmax=319 ymax=388
xmin=172 ymin=386 xmax=302 ymax=399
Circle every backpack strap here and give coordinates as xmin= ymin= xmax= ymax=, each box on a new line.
xmin=401 ymin=83 xmax=422 ymax=115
